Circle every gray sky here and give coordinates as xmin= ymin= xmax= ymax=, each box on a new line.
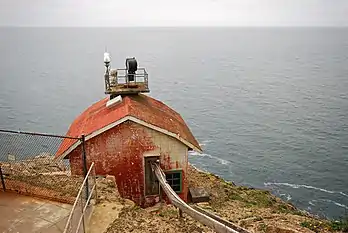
xmin=1 ymin=0 xmax=347 ymax=27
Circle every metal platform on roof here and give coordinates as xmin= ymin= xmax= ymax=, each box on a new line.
xmin=105 ymin=68 xmax=149 ymax=95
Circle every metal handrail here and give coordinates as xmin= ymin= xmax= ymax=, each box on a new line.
xmin=151 ymin=162 xmax=250 ymax=233
xmin=75 ymin=183 xmax=96 ymax=231
xmin=63 ymin=162 xmax=96 ymax=233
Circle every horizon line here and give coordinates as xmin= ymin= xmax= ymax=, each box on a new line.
xmin=1 ymin=25 xmax=347 ymax=28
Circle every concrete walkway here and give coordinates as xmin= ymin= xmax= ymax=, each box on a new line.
xmin=87 ymin=202 xmax=123 ymax=233
xmin=0 ymin=192 xmax=72 ymax=233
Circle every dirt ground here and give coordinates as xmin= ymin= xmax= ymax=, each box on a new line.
xmin=103 ymin=165 xmax=343 ymax=233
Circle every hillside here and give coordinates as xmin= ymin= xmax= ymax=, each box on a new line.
xmin=95 ymin=165 xmax=346 ymax=233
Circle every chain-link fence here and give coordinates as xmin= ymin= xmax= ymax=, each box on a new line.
xmin=0 ymin=129 xmax=86 ymax=204
xmin=63 ymin=162 xmax=97 ymax=233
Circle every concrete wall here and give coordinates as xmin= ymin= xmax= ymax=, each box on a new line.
xmin=68 ymin=120 xmax=188 ymax=207
xmin=3 ymin=179 xmax=75 ymax=204
xmin=144 ymin=124 xmax=188 ymax=203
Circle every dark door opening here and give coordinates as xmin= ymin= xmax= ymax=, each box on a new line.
xmin=144 ymin=156 xmax=160 ymax=196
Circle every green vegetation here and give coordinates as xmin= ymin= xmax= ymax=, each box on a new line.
xmin=300 ymin=215 xmax=348 ymax=232
xmin=189 ymin=166 xmax=348 ymax=233
xmin=300 ymin=221 xmax=326 ymax=232
xmin=131 ymin=204 xmax=141 ymax=211
xmin=277 ymin=203 xmax=291 ymax=213
xmin=228 ymin=188 xmax=277 ymax=208
xmin=258 ymin=223 xmax=267 ymax=232
xmin=209 ymin=177 xmax=299 ymax=212
xmin=227 ymin=191 xmax=244 ymax=202
xmin=158 ymin=208 xmax=178 ymax=218
xmin=277 ymin=203 xmax=306 ymax=216
xmin=245 ymin=190 xmax=276 ymax=208
xmin=328 ymin=215 xmax=348 ymax=232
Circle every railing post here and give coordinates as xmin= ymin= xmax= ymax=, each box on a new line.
xmin=179 ymin=209 xmax=183 ymax=218
xmin=0 ymin=165 xmax=6 ymax=191
xmin=80 ymin=193 xmax=86 ymax=233
xmin=81 ymin=135 xmax=89 ymax=201
xmin=93 ymin=166 xmax=98 ymax=204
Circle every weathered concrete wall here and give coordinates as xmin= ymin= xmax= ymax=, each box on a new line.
xmin=144 ymin=125 xmax=188 ymax=202
xmin=3 ymin=179 xmax=76 ymax=204
xmin=68 ymin=120 xmax=188 ymax=207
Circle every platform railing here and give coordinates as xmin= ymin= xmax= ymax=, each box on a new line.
xmin=105 ymin=68 xmax=149 ymax=93
xmin=63 ymin=162 xmax=97 ymax=233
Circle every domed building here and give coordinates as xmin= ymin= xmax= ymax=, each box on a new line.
xmin=56 ymin=55 xmax=201 ymax=207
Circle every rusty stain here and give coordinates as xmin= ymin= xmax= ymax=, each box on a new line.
xmin=69 ymin=122 xmax=159 ymax=206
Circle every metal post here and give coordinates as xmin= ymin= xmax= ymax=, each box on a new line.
xmin=0 ymin=166 xmax=6 ymax=191
xmin=93 ymin=169 xmax=98 ymax=204
xmin=179 ymin=209 xmax=183 ymax=218
xmin=159 ymin=185 xmax=162 ymax=203
xmin=81 ymin=135 xmax=89 ymax=201
xmin=80 ymin=193 xmax=86 ymax=233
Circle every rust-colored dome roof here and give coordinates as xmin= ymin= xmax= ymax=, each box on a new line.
xmin=56 ymin=94 xmax=202 ymax=159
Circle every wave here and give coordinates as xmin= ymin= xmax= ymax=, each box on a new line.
xmin=199 ymin=140 xmax=212 ymax=147
xmin=279 ymin=193 xmax=292 ymax=201
xmin=189 ymin=151 xmax=208 ymax=157
xmin=189 ymin=151 xmax=230 ymax=165
xmin=339 ymin=192 xmax=348 ymax=198
xmin=264 ymin=182 xmax=348 ymax=199
xmin=314 ymin=199 xmax=348 ymax=210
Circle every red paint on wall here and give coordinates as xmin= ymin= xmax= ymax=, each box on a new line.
xmin=180 ymin=169 xmax=188 ymax=202
xmin=69 ymin=121 xmax=158 ymax=206
xmin=68 ymin=121 xmax=189 ymax=206
xmin=160 ymin=153 xmax=172 ymax=171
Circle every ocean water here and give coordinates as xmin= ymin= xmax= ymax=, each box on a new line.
xmin=0 ymin=27 xmax=347 ymax=219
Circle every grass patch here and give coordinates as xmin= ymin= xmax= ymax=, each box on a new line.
xmin=300 ymin=215 xmax=348 ymax=232
xmin=277 ymin=203 xmax=306 ymax=216
xmin=244 ymin=190 xmax=277 ymax=208
xmin=228 ymin=192 xmax=244 ymax=201
xmin=328 ymin=215 xmax=348 ymax=232
xmin=224 ymin=181 xmax=235 ymax=186
xmin=277 ymin=204 xmax=291 ymax=213
xmin=258 ymin=223 xmax=267 ymax=232
xmin=131 ymin=204 xmax=141 ymax=211
xmin=300 ymin=221 xmax=326 ymax=233
xmin=158 ymin=208 xmax=178 ymax=218
xmin=212 ymin=185 xmax=280 ymax=209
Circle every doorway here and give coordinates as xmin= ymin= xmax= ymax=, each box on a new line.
xmin=144 ymin=156 xmax=160 ymax=196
